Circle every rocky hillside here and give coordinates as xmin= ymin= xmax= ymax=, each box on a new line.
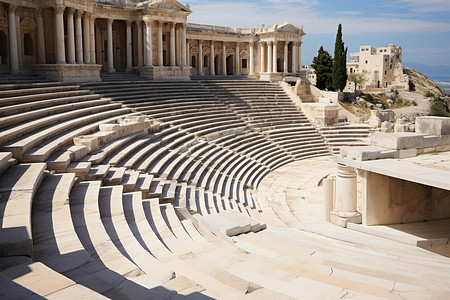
xmin=404 ymin=67 xmax=446 ymax=97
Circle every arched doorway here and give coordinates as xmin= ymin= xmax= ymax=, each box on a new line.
xmin=226 ymin=55 xmax=234 ymax=75
xmin=0 ymin=31 xmax=7 ymax=65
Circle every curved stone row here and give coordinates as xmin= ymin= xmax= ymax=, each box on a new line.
xmin=3 ymin=79 xmax=447 ymax=299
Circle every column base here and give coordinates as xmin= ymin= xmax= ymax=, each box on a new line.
xmin=140 ymin=66 xmax=191 ymax=80
xmin=330 ymin=211 xmax=362 ymax=228
xmin=33 ymin=64 xmax=102 ymax=82
xmin=259 ymin=73 xmax=283 ymax=82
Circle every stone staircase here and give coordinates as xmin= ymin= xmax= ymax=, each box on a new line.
xmin=1 ymin=76 xmax=449 ymax=299
xmin=0 ymin=71 xmax=50 ymax=85
xmin=100 ymin=71 xmax=149 ymax=82
xmin=318 ymin=124 xmax=372 ymax=154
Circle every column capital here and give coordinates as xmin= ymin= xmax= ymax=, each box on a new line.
xmin=144 ymin=19 xmax=152 ymax=26
xmin=83 ymin=12 xmax=91 ymax=18
xmin=74 ymin=9 xmax=83 ymax=18
xmin=7 ymin=4 xmax=17 ymax=14
xmin=53 ymin=5 xmax=65 ymax=14
xmin=171 ymin=22 xmax=176 ymax=29
xmin=37 ymin=8 xmax=43 ymax=17
xmin=267 ymin=41 xmax=273 ymax=46
xmin=66 ymin=7 xmax=75 ymax=15
xmin=107 ymin=18 xmax=114 ymax=26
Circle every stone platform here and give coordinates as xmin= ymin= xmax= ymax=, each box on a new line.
xmin=348 ymin=219 xmax=450 ymax=257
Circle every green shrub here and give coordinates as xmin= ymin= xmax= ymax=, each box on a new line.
xmin=425 ymin=91 xmax=435 ymax=98
xmin=430 ymin=99 xmax=450 ymax=117
xmin=412 ymin=100 xmax=418 ymax=106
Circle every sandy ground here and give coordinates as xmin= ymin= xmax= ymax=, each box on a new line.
xmin=392 ymin=91 xmax=430 ymax=117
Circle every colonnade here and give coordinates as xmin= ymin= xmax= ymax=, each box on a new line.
xmin=138 ymin=20 xmax=187 ymax=70
xmin=259 ymin=40 xmax=302 ymax=74
xmin=54 ymin=5 xmax=96 ymax=66
xmin=187 ymin=40 xmax=254 ymax=76
xmin=4 ymin=3 xmax=303 ymax=77
xmin=6 ymin=4 xmax=189 ymax=73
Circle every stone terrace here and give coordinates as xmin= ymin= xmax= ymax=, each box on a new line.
xmin=0 ymin=78 xmax=449 ymax=299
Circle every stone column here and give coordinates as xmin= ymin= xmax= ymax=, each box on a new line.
xmin=90 ymin=17 xmax=96 ymax=64
xmin=283 ymin=42 xmax=288 ymax=74
xmin=249 ymin=41 xmax=254 ymax=76
xmin=54 ymin=5 xmax=66 ymax=64
xmin=83 ymin=13 xmax=91 ymax=63
xmin=143 ymin=23 xmax=147 ymax=66
xmin=75 ymin=10 xmax=83 ymax=64
xmin=210 ymin=41 xmax=215 ymax=75
xmin=37 ymin=9 xmax=46 ymax=64
xmin=107 ymin=18 xmax=115 ymax=72
xmin=137 ymin=21 xmax=143 ymax=68
xmin=272 ymin=41 xmax=277 ymax=73
xmin=292 ymin=42 xmax=297 ymax=73
xmin=260 ymin=42 xmax=265 ymax=74
xmin=298 ymin=41 xmax=302 ymax=71
xmin=222 ymin=43 xmax=227 ymax=75
xmin=66 ymin=8 xmax=76 ymax=64
xmin=235 ymin=43 xmax=240 ymax=75
xmin=267 ymin=42 xmax=273 ymax=73
xmin=157 ymin=21 xmax=163 ymax=66
xmin=187 ymin=40 xmax=190 ymax=67
xmin=323 ymin=175 xmax=334 ymax=222
xmin=170 ymin=23 xmax=176 ymax=66
xmin=15 ymin=15 xmax=22 ymax=68
xmin=181 ymin=23 xmax=187 ymax=66
xmin=332 ymin=164 xmax=361 ymax=227
xmin=198 ymin=40 xmax=204 ymax=75
xmin=8 ymin=5 xmax=19 ymax=72
xmin=145 ymin=20 xmax=153 ymax=66
xmin=126 ymin=21 xmax=133 ymax=71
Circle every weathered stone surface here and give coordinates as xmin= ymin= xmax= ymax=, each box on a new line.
xmin=416 ymin=116 xmax=450 ymax=135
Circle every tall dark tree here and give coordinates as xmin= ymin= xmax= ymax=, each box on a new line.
xmin=311 ymin=46 xmax=333 ymax=91
xmin=332 ymin=24 xmax=348 ymax=91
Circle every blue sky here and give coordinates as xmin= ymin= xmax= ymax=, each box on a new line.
xmin=186 ymin=0 xmax=450 ymax=68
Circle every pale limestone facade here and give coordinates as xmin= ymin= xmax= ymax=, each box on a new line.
xmin=0 ymin=0 xmax=305 ymax=81
xmin=346 ymin=44 xmax=409 ymax=90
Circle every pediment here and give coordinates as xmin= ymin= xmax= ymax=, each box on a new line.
xmin=277 ymin=22 xmax=300 ymax=33
xmin=146 ymin=0 xmax=192 ymax=12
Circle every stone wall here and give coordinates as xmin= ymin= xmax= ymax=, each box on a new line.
xmin=360 ymin=171 xmax=450 ymax=225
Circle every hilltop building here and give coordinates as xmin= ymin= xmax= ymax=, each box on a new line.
xmin=0 ymin=0 xmax=305 ymax=81
xmin=346 ymin=44 xmax=409 ymax=91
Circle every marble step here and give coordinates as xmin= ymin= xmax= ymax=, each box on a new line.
xmin=0 ymin=262 xmax=106 ymax=299
xmin=86 ymin=164 xmax=110 ymax=181
xmin=0 ymin=162 xmax=46 ymax=257
xmin=32 ymin=173 xmax=90 ymax=273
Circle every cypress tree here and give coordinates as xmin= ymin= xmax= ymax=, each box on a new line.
xmin=311 ymin=46 xmax=333 ymax=91
xmin=332 ymin=24 xmax=348 ymax=91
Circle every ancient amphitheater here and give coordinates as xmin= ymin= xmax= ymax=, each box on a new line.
xmin=1 ymin=0 xmax=450 ymax=299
